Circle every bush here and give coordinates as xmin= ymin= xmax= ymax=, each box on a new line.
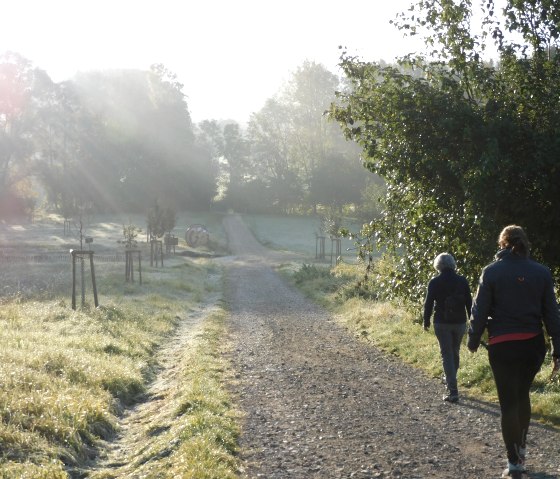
xmin=293 ymin=264 xmax=332 ymax=285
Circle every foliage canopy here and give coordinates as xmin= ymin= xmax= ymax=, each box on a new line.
xmin=1 ymin=54 xmax=376 ymax=219
xmin=330 ymin=0 xmax=560 ymax=302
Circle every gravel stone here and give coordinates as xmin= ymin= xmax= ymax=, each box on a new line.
xmin=222 ymin=215 xmax=560 ymax=479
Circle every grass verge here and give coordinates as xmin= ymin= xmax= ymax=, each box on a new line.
xmin=90 ymin=306 xmax=239 ymax=479
xmin=283 ymin=261 xmax=560 ymax=427
xmin=0 ymin=255 xmax=239 ymax=478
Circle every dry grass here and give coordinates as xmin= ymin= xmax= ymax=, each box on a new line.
xmin=0 ymin=213 xmax=239 ymax=478
xmin=329 ymin=288 xmax=560 ymax=427
xmin=282 ymin=260 xmax=560 ymax=427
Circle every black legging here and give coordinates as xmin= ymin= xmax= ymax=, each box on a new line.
xmin=488 ymin=334 xmax=546 ymax=464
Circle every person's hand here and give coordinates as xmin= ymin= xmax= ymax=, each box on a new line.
xmin=467 ymin=339 xmax=478 ymax=353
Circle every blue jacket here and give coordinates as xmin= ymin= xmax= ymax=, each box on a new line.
xmin=423 ymin=269 xmax=472 ymax=328
xmin=467 ymin=248 xmax=560 ymax=357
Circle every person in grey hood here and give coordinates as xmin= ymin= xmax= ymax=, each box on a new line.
xmin=467 ymin=225 xmax=560 ymax=478
xmin=423 ymin=253 xmax=472 ymax=403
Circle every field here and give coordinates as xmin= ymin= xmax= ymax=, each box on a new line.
xmin=0 ymin=212 xmax=228 ymax=298
xmin=243 ymin=213 xmax=363 ymax=264
xmin=1 ymin=211 xmax=558 ymax=478
xmin=0 ymin=210 xmax=357 ymax=478
xmin=0 ymin=212 xmax=237 ymax=478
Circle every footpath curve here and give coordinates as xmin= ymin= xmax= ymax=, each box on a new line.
xmin=222 ymin=214 xmax=560 ymax=479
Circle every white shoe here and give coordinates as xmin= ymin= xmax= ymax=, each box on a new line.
xmin=501 ymin=461 xmax=525 ymax=477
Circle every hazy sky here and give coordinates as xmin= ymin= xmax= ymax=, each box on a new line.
xmin=2 ymin=0 xmax=421 ymax=123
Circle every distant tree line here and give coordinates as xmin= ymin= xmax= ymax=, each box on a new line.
xmin=330 ymin=0 xmax=560 ymax=302
xmin=0 ymin=53 xmax=382 ymax=222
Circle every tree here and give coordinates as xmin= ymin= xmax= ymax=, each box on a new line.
xmin=246 ymin=98 xmax=303 ymax=212
xmin=308 ymin=150 xmax=363 ymax=212
xmin=330 ymin=0 xmax=560 ymax=302
xmin=147 ymin=199 xmax=175 ymax=240
xmin=36 ymin=78 xmax=107 ymax=219
xmin=245 ymin=61 xmax=376 ymax=214
xmin=279 ymin=61 xmax=368 ymax=212
xmin=58 ymin=67 xmax=217 ymax=213
xmin=356 ymin=175 xmax=387 ymax=221
xmin=194 ymin=120 xmax=250 ymax=210
xmin=0 ymin=52 xmax=49 ymax=218
xmin=222 ymin=122 xmax=250 ymax=210
xmin=282 ymin=61 xmax=338 ymax=192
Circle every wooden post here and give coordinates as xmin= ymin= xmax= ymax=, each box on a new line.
xmin=81 ymin=256 xmax=85 ymax=305
xmin=125 ymin=250 xmax=130 ymax=281
xmin=150 ymin=240 xmax=163 ymax=267
xmin=126 ymin=250 xmax=131 ymax=281
xmin=125 ymin=249 xmax=142 ymax=284
xmin=70 ymin=250 xmax=98 ymax=310
xmin=165 ymin=234 xmax=178 ymax=254
xmin=331 ymin=237 xmax=342 ymax=266
xmin=72 ymin=251 xmax=77 ymax=310
xmin=90 ymin=253 xmax=99 ymax=307
xmin=316 ymin=235 xmax=326 ymax=260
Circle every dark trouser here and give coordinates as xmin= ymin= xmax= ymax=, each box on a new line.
xmin=434 ymin=322 xmax=467 ymax=395
xmin=488 ymin=334 xmax=546 ymax=464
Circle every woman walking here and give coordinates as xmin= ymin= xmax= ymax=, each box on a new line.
xmin=467 ymin=225 xmax=560 ymax=478
xmin=423 ymin=253 xmax=472 ymax=403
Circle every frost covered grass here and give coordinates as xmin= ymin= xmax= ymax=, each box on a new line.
xmin=0 ymin=289 xmax=174 ymax=475
xmin=285 ymin=260 xmax=560 ymax=427
xmin=242 ymin=213 xmax=360 ymax=260
xmin=0 ymin=213 xmax=238 ymax=478
xmin=90 ymin=308 xmax=239 ymax=479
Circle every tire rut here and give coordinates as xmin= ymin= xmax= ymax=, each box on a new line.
xmin=86 ymin=292 xmax=222 ymax=478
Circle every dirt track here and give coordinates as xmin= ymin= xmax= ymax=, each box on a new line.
xmin=222 ymin=214 xmax=560 ymax=479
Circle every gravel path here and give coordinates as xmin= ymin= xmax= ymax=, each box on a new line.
xmin=222 ymin=214 xmax=560 ymax=479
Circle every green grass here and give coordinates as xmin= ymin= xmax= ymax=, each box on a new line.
xmin=0 ymin=212 xmax=238 ymax=478
xmin=242 ymin=213 xmax=362 ymax=260
xmin=284 ymin=259 xmax=560 ymax=427
xmin=90 ymin=308 xmax=239 ymax=479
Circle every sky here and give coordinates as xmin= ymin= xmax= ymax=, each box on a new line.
xmin=1 ymin=0 xmax=422 ymax=124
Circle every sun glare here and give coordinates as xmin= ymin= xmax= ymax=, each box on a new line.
xmin=2 ymin=0 xmax=418 ymax=122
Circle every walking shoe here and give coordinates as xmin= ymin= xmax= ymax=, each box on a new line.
xmin=443 ymin=393 xmax=459 ymax=403
xmin=501 ymin=461 xmax=525 ymax=478
xmin=501 ymin=470 xmax=523 ymax=479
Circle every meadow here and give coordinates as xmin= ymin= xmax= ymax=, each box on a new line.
xmin=242 ymin=213 xmax=362 ymax=262
xmin=0 ymin=212 xmax=237 ymax=478
xmin=0 ymin=211 xmax=558 ymax=478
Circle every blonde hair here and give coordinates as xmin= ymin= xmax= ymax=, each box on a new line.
xmin=498 ymin=225 xmax=530 ymax=257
